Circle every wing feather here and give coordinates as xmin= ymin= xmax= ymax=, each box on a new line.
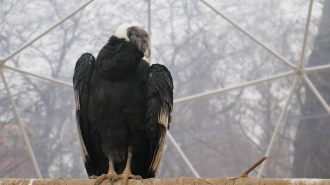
xmin=145 ymin=64 xmax=173 ymax=177
xmin=73 ymin=53 xmax=95 ymax=174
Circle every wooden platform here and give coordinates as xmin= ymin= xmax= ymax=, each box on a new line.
xmin=1 ymin=177 xmax=329 ymax=185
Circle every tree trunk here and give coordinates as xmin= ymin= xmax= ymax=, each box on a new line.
xmin=292 ymin=0 xmax=330 ymax=178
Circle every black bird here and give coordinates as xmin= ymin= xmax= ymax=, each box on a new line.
xmin=73 ymin=23 xmax=173 ymax=185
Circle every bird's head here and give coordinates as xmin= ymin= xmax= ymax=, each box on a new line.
xmin=114 ymin=23 xmax=150 ymax=59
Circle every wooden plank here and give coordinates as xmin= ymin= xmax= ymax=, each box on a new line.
xmin=1 ymin=177 xmax=329 ymax=185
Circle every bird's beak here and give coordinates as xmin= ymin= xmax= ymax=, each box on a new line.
xmin=144 ymin=48 xmax=151 ymax=59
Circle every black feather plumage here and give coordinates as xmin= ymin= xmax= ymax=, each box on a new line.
xmin=145 ymin=64 xmax=173 ymax=176
xmin=73 ymin=27 xmax=173 ymax=181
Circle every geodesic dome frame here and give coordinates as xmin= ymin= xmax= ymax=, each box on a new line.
xmin=1 ymin=0 xmax=329 ymax=179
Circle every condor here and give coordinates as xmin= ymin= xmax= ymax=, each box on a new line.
xmin=73 ymin=24 xmax=173 ymax=185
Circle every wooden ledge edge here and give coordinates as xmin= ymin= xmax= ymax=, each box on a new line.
xmin=1 ymin=177 xmax=330 ymax=185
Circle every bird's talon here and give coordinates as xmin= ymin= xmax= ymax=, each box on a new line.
xmin=94 ymin=174 xmax=119 ymax=185
xmin=116 ymin=173 xmax=142 ymax=185
xmin=131 ymin=175 xmax=142 ymax=180
xmin=89 ymin=175 xmax=98 ymax=179
xmin=109 ymin=175 xmax=118 ymax=185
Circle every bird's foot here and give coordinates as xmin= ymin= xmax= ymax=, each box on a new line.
xmin=117 ymin=172 xmax=142 ymax=185
xmin=93 ymin=173 xmax=121 ymax=185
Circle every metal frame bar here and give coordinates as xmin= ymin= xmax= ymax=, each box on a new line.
xmin=3 ymin=65 xmax=72 ymax=87
xmin=257 ymin=76 xmax=300 ymax=178
xmin=199 ymin=0 xmax=297 ymax=70
xmin=167 ymin=132 xmax=200 ymax=177
xmin=298 ymin=0 xmax=314 ymax=68
xmin=0 ymin=68 xmax=42 ymax=179
xmin=304 ymin=63 xmax=330 ymax=72
xmin=303 ymin=74 xmax=330 ymax=114
xmin=175 ymin=71 xmax=295 ymax=104
xmin=0 ymin=0 xmax=95 ymax=65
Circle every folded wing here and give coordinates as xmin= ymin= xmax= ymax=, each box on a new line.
xmin=73 ymin=53 xmax=96 ymax=175
xmin=145 ymin=64 xmax=174 ymax=177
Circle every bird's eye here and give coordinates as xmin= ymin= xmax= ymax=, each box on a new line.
xmin=136 ymin=34 xmax=140 ymax=37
